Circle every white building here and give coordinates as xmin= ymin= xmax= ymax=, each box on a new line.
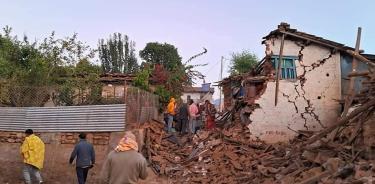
xmin=181 ymin=84 xmax=214 ymax=103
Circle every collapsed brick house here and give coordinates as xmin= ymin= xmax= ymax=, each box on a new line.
xmin=220 ymin=23 xmax=375 ymax=143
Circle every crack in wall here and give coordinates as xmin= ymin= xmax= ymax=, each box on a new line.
xmin=282 ymin=92 xmax=298 ymax=113
xmin=283 ymin=41 xmax=334 ymax=129
xmin=296 ymin=41 xmax=311 ymax=86
xmin=308 ymin=51 xmax=334 ymax=72
xmin=302 ymin=98 xmax=326 ymax=129
xmin=294 ymin=84 xmax=301 ymax=101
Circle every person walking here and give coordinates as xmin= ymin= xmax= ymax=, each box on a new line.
xmin=166 ymin=97 xmax=176 ymax=133
xmin=188 ymin=99 xmax=199 ymax=134
xmin=20 ymin=129 xmax=45 ymax=184
xmin=100 ymin=131 xmax=148 ymax=184
xmin=69 ymin=133 xmax=95 ymax=184
xmin=204 ymin=100 xmax=217 ymax=129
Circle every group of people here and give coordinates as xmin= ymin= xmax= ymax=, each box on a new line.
xmin=166 ymin=97 xmax=217 ymax=134
xmin=19 ymin=98 xmax=217 ymax=183
xmin=20 ymin=129 xmax=147 ymax=184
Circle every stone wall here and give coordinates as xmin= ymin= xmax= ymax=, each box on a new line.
xmin=249 ymin=38 xmax=342 ymax=143
xmin=0 ymin=130 xmax=144 ymax=183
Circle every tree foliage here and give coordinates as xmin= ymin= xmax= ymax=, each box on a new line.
xmin=150 ymin=64 xmax=168 ymax=85
xmin=229 ymin=50 xmax=258 ymax=75
xmin=138 ymin=44 xmax=207 ymax=102
xmin=134 ymin=65 xmax=151 ymax=91
xmin=98 ymin=33 xmax=138 ymax=74
xmin=0 ymin=26 xmax=101 ymax=106
xmin=139 ymin=42 xmax=182 ymax=71
xmin=0 ymin=26 xmax=209 ymax=108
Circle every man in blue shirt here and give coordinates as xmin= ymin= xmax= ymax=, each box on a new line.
xmin=69 ymin=133 xmax=95 ymax=184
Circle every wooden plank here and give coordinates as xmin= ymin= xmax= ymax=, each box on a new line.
xmin=345 ymin=50 xmax=372 ymax=63
xmin=296 ymin=171 xmax=331 ymax=184
xmin=348 ymin=71 xmax=370 ymax=77
xmin=280 ymin=30 xmax=374 ymax=66
xmin=342 ymin=27 xmax=362 ymax=116
xmin=303 ymin=99 xmax=375 ymax=146
xmin=280 ymin=31 xmax=341 ymax=51
xmin=275 ymin=33 xmax=285 ymax=106
xmin=146 ymin=128 xmax=152 ymax=163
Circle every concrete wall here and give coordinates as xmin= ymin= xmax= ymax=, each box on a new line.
xmin=0 ymin=130 xmax=144 ymax=183
xmin=249 ymin=38 xmax=342 ymax=143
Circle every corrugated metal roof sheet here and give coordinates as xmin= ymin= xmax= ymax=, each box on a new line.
xmin=0 ymin=104 xmax=126 ymax=132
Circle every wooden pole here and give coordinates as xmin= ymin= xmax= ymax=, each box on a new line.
xmin=137 ymin=88 xmax=141 ymax=128
xmin=124 ymin=80 xmax=128 ymax=102
xmin=342 ymin=27 xmax=362 ymax=116
xmin=219 ymin=56 xmax=224 ymax=112
xmin=275 ymin=33 xmax=285 ymax=106
xmin=124 ymin=80 xmax=127 ymax=129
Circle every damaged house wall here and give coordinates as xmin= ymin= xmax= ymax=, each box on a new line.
xmin=249 ymin=38 xmax=342 ymax=143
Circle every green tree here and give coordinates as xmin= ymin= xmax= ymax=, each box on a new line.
xmin=138 ymin=45 xmax=207 ymax=99
xmin=134 ymin=65 xmax=151 ymax=91
xmin=0 ymin=30 xmax=49 ymax=86
xmin=98 ymin=33 xmax=138 ymax=74
xmin=0 ymin=29 xmax=53 ymax=106
xmin=229 ymin=50 xmax=258 ymax=75
xmin=0 ymin=26 xmax=101 ymax=106
xmin=75 ymin=58 xmax=101 ymax=75
xmin=39 ymin=32 xmax=96 ymax=78
xmin=139 ymin=42 xmax=182 ymax=71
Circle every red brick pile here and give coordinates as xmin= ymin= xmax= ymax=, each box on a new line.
xmin=141 ymin=69 xmax=375 ymax=183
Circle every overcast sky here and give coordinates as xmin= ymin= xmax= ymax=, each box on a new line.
xmin=1 ymin=0 xmax=374 ymax=99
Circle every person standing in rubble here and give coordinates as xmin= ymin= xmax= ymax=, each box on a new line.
xmin=166 ymin=97 xmax=176 ymax=133
xmin=69 ymin=133 xmax=95 ymax=184
xmin=188 ymin=99 xmax=199 ymax=134
xmin=204 ymin=100 xmax=217 ymax=129
xmin=100 ymin=131 xmax=148 ymax=184
xmin=20 ymin=129 xmax=45 ymax=184
xmin=178 ymin=100 xmax=189 ymax=134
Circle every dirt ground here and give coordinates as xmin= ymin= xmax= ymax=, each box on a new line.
xmin=139 ymin=167 xmax=169 ymax=184
xmin=1 ymin=167 xmax=167 ymax=184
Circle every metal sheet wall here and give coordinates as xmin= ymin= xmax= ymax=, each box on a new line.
xmin=0 ymin=104 xmax=126 ymax=132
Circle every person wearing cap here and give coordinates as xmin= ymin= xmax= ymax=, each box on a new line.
xmin=69 ymin=133 xmax=95 ymax=184
xmin=100 ymin=131 xmax=148 ymax=184
xmin=20 ymin=129 xmax=45 ymax=184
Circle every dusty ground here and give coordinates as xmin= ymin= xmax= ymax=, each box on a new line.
xmin=1 ymin=167 xmax=167 ymax=184
xmin=139 ymin=168 xmax=169 ymax=184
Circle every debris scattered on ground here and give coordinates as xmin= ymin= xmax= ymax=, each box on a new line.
xmin=141 ymin=67 xmax=375 ymax=184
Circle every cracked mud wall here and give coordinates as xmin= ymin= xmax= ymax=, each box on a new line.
xmin=249 ymin=38 xmax=342 ymax=143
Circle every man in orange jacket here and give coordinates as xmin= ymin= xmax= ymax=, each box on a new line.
xmin=166 ymin=97 xmax=176 ymax=133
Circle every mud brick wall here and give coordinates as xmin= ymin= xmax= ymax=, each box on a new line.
xmin=60 ymin=132 xmax=110 ymax=145
xmin=0 ymin=131 xmax=126 ymax=184
xmin=249 ymin=38 xmax=342 ymax=143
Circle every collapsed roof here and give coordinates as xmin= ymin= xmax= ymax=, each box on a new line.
xmin=262 ymin=22 xmax=375 ymax=63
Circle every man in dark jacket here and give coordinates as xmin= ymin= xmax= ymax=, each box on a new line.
xmin=69 ymin=133 xmax=95 ymax=184
xmin=178 ymin=102 xmax=189 ymax=134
